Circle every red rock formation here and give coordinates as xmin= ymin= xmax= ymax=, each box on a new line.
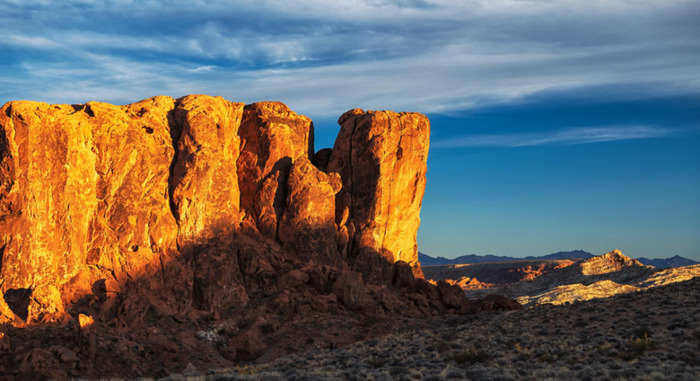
xmin=328 ymin=109 xmax=430 ymax=279
xmin=581 ymin=249 xmax=648 ymax=276
xmin=0 ymin=97 xmax=182 ymax=321
xmin=236 ymin=102 xmax=313 ymax=239
xmin=171 ymin=95 xmax=244 ymax=243
xmin=0 ymin=96 xmax=516 ymax=378
xmin=278 ymin=156 xmax=343 ymax=265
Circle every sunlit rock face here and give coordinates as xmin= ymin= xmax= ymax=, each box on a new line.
xmin=237 ymin=101 xmax=314 ymax=239
xmin=278 ymin=155 xmax=343 ymax=266
xmin=171 ymin=95 xmax=244 ymax=244
xmin=580 ymin=249 xmax=647 ymax=276
xmin=328 ymin=109 xmax=430 ymax=278
xmin=0 ymin=95 xmax=432 ymax=324
xmin=0 ymin=98 xmax=181 ymax=320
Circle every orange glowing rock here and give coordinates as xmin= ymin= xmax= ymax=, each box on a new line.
xmin=171 ymin=95 xmax=245 ymax=243
xmin=78 ymin=314 xmax=94 ymax=329
xmin=237 ymin=102 xmax=314 ymax=239
xmin=328 ymin=109 xmax=430 ymax=278
xmin=0 ymin=331 xmax=10 ymax=352
xmin=0 ymin=293 xmax=15 ymax=324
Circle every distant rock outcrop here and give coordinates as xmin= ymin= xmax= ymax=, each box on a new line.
xmin=502 ymin=250 xmax=700 ymax=306
xmin=423 ymin=259 xmax=577 ymax=291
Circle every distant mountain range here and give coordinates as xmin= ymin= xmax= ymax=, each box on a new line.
xmin=636 ymin=255 xmax=700 ymax=268
xmin=419 ymin=250 xmax=698 ymax=269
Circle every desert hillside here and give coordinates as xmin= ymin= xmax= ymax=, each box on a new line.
xmin=425 ymin=250 xmax=700 ymax=306
xmin=423 ymin=259 xmax=577 ymax=288
xmin=162 ymin=277 xmax=700 ymax=380
xmin=504 ymin=250 xmax=700 ymax=306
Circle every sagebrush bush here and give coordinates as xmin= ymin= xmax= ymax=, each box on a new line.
xmin=452 ymin=346 xmax=491 ymax=365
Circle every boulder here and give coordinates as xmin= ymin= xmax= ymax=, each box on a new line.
xmin=332 ymin=270 xmax=365 ymax=309
xmin=276 ymin=270 xmax=310 ymax=290
xmin=0 ymin=332 xmax=10 ymax=352
xmin=476 ymin=294 xmax=521 ymax=311
xmin=392 ymin=261 xmax=416 ymax=289
xmin=229 ymin=329 xmax=268 ymax=361
xmin=436 ymin=280 xmax=470 ymax=311
xmin=26 ymin=285 xmax=64 ymax=324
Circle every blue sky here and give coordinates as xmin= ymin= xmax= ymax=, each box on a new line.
xmin=1 ymin=0 xmax=699 ymax=260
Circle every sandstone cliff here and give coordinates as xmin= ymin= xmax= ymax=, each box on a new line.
xmin=0 ymin=95 xmax=517 ymax=378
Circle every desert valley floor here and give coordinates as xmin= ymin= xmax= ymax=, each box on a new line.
xmin=158 ymin=277 xmax=700 ymax=381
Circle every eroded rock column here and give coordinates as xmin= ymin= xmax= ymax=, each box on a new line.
xmin=236 ymin=102 xmax=314 ymax=239
xmin=328 ymin=109 xmax=430 ymax=278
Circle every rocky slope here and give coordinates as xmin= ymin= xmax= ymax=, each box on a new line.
xmin=0 ymin=95 xmax=518 ymax=379
xmin=161 ymin=277 xmax=700 ymax=380
xmin=424 ymin=250 xmax=700 ymax=305
xmin=423 ymin=259 xmax=577 ymax=290
xmin=499 ymin=250 xmax=700 ymax=306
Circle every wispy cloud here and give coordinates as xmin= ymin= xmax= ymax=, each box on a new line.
xmin=190 ymin=65 xmax=215 ymax=73
xmin=432 ymin=125 xmax=684 ymax=148
xmin=0 ymin=0 xmax=698 ymax=116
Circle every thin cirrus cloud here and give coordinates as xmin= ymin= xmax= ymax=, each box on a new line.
xmin=432 ymin=125 xmax=683 ymax=149
xmin=0 ymin=0 xmax=699 ymax=116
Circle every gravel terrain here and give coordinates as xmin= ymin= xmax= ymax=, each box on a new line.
xmin=156 ymin=277 xmax=700 ymax=381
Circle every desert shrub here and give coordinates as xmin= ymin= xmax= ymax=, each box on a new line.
xmin=620 ymin=332 xmax=657 ymax=360
xmin=440 ymin=328 xmax=456 ymax=341
xmin=513 ymin=342 xmax=531 ymax=360
xmin=535 ymin=352 xmax=555 ymax=363
xmin=389 ymin=365 xmax=406 ymax=376
xmin=235 ymin=364 xmax=258 ymax=375
xmin=435 ymin=339 xmax=450 ymax=353
xmin=366 ymin=356 xmax=387 ymax=368
xmin=452 ymin=346 xmax=491 ymax=365
xmin=633 ymin=327 xmax=652 ymax=338
xmin=596 ymin=341 xmax=615 ymax=356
